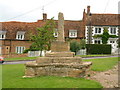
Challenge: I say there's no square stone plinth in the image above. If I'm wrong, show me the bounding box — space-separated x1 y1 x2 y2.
51 41 70 52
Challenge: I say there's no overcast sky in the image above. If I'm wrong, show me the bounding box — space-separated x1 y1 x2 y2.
0 0 120 22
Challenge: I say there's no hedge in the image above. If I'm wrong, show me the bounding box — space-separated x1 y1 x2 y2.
86 44 111 54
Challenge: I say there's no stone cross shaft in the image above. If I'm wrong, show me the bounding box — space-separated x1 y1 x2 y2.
57 12 65 42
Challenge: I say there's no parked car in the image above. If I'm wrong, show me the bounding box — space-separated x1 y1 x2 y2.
0 56 4 64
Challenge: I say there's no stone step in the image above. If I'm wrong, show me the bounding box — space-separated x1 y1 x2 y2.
45 52 75 57
25 61 92 78
36 57 82 64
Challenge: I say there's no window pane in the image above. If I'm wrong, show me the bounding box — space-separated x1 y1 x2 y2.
95 40 97 44
95 28 97 33
98 40 100 44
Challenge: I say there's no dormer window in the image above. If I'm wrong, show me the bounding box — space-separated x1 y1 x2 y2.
69 30 77 38
0 31 6 39
54 29 58 37
16 31 25 40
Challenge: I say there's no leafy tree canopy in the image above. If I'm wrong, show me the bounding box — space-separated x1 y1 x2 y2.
28 18 56 56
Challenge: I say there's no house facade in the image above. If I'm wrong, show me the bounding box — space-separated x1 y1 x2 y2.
84 6 119 54
0 6 119 57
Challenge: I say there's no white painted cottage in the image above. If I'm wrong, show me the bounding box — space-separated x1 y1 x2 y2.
83 6 119 54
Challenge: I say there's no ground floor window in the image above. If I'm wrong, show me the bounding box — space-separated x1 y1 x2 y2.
94 40 101 44
16 46 25 54
110 40 115 43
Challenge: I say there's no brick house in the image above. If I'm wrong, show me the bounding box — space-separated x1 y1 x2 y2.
0 13 85 57
84 6 119 54
0 6 119 57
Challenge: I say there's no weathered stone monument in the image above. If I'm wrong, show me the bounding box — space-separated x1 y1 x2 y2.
24 12 92 78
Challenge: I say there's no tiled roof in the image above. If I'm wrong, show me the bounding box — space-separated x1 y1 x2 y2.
64 20 85 38
1 21 45 40
1 20 84 40
86 14 120 26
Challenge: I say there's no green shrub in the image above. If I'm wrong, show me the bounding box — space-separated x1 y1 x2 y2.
70 41 80 55
86 44 111 54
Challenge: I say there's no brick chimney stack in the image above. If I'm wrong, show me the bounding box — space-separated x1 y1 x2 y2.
43 13 47 21
83 9 86 23
87 6 90 15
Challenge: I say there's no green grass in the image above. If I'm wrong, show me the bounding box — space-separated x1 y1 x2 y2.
4 57 38 61
2 57 118 88
2 64 102 88
84 57 118 71
76 54 111 58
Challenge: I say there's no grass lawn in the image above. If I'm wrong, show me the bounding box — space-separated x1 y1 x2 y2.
2 64 102 88
4 57 38 61
2 57 118 88
84 57 118 71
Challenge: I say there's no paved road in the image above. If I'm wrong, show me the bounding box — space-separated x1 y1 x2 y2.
2 55 119 65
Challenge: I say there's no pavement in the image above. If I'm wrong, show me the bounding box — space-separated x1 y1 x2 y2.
2 55 119 65
86 64 119 88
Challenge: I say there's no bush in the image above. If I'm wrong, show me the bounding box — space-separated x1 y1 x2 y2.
86 44 111 54
70 41 80 55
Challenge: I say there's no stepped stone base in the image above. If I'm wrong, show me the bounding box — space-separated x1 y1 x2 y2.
25 61 92 78
24 51 92 78
24 55 92 78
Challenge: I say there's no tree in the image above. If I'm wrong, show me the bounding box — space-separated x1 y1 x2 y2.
70 40 80 55
30 18 56 56
80 39 86 49
101 28 109 44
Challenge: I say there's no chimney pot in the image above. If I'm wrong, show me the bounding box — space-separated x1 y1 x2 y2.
87 6 90 15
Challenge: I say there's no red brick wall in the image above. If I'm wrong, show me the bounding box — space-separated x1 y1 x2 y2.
3 53 28 58
1 40 31 58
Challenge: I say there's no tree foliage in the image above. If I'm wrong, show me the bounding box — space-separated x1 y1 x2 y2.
70 40 80 55
80 39 86 49
101 28 109 44
29 18 56 56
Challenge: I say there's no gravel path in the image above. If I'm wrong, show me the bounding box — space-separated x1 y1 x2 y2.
87 62 119 88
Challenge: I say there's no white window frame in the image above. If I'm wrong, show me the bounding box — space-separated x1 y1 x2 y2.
69 30 77 38
0 31 6 39
93 38 102 44
0 34 5 39
16 46 25 54
110 40 115 43
16 31 25 40
94 27 102 34
110 27 116 35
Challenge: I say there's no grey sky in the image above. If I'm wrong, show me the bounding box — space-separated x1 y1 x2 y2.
0 0 119 22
